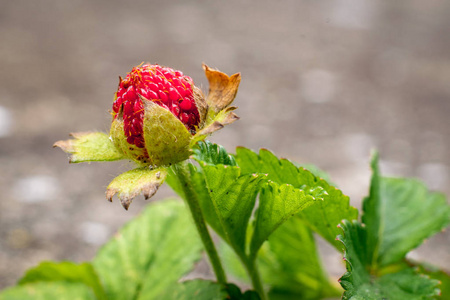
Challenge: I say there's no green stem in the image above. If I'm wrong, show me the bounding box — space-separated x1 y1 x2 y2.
173 162 227 285
244 255 267 300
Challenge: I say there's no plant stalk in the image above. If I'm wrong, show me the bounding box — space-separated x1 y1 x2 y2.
244 255 267 300
173 162 227 285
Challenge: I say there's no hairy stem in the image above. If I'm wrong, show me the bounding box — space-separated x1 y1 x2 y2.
173 162 227 285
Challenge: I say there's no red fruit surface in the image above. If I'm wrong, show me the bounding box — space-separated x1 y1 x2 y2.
112 64 200 148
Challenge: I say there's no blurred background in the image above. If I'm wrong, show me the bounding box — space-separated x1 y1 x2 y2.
1 0 449 289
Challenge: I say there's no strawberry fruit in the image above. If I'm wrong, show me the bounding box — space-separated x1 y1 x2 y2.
112 64 201 149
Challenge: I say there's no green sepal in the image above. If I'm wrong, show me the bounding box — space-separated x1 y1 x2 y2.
106 167 167 210
110 117 150 165
143 99 192 166
53 132 125 163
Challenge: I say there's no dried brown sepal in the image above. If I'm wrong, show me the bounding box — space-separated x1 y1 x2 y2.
193 86 208 129
202 64 241 113
196 110 239 135
196 122 224 137
217 106 240 125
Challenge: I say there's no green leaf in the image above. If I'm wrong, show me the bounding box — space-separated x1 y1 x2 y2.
159 280 227 300
18 261 106 300
223 283 261 300
235 147 358 250
106 167 167 210
54 132 125 163
413 262 450 299
92 199 203 300
224 283 244 299
194 144 331 258
338 220 440 300
298 163 334 185
202 164 265 255
170 141 238 238
165 164 185 198
378 178 449 266
377 269 440 300
241 290 263 300
362 153 450 267
362 152 383 267
250 181 317 257
257 217 341 299
343 269 440 300
0 282 96 300
222 219 341 300
192 141 237 166
190 165 226 237
337 220 371 294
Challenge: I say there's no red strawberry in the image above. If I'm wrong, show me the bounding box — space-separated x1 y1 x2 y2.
112 64 201 148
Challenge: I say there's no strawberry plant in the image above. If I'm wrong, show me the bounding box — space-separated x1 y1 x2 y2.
1 63 449 300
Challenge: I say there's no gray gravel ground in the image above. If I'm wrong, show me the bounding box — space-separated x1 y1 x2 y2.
1 0 449 291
